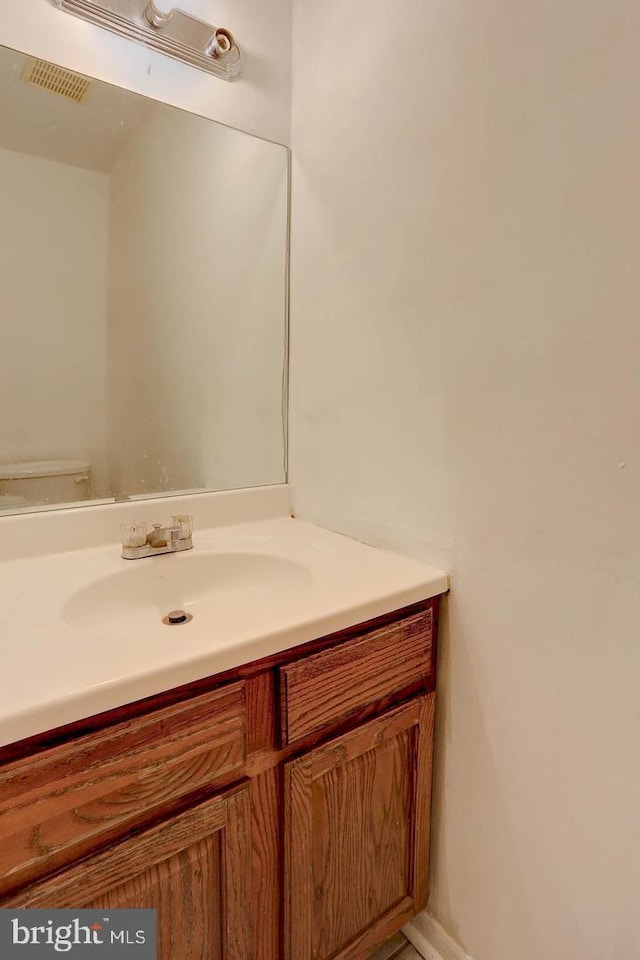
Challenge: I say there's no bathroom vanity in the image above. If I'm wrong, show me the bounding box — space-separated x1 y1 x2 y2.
0 598 440 960
0 27 447 960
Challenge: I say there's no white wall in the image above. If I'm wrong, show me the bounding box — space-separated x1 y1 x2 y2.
290 3 640 960
0 147 109 494
0 0 292 145
107 105 287 498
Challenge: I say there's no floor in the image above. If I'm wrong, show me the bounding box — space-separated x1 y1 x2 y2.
369 932 421 960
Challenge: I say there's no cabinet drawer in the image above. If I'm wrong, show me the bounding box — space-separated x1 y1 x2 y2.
279 609 433 745
0 680 246 896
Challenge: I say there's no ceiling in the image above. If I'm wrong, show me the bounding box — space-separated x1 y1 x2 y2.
0 44 153 173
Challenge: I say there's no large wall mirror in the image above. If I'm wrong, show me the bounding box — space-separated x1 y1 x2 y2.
0 43 288 516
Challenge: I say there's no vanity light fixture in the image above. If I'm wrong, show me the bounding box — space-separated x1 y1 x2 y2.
54 0 242 81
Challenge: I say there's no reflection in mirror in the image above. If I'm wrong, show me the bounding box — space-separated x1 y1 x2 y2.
0 45 288 516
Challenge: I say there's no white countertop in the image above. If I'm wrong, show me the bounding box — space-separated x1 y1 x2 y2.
0 494 447 748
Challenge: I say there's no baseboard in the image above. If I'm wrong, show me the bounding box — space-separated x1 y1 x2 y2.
403 911 471 960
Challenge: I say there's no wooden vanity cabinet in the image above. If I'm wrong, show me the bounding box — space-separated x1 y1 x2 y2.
6 786 253 960
0 598 440 960
284 695 435 960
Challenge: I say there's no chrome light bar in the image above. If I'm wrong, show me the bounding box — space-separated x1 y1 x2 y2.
54 0 242 80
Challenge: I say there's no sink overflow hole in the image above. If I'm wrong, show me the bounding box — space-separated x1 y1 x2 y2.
163 610 193 626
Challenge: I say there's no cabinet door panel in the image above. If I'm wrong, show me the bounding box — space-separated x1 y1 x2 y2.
311 729 411 958
0 679 246 896
2 785 253 960
85 834 223 960
285 695 435 960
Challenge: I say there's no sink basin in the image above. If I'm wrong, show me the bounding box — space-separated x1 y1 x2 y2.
0 511 448 747
63 551 314 641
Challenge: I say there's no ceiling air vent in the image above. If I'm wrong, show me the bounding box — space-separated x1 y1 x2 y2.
21 59 93 103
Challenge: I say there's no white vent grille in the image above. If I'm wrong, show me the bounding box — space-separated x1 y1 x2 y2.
21 59 93 103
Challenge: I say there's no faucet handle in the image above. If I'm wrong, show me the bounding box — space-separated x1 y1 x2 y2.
171 515 193 540
121 521 147 548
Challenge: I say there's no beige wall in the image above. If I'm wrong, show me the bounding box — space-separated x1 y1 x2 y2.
290 2 640 959
0 0 292 144
107 106 287 498
0 147 109 494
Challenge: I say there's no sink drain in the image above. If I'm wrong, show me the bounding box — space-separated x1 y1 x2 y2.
162 610 193 626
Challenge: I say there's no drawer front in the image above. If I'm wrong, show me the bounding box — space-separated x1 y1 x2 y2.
0 680 246 895
279 609 433 745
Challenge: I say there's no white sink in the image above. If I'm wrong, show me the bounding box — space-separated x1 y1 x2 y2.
0 510 447 747
63 550 314 642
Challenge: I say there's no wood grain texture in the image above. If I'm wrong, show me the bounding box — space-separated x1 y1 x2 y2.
0 681 246 895
307 701 421 780
246 671 277 755
280 610 433 744
250 768 280 960
284 755 314 960
223 786 254 960
413 694 436 910
0 601 443 960
1 790 229 907
311 730 411 958
86 835 223 960
330 898 416 960
0 600 438 766
284 697 436 960
2 784 254 960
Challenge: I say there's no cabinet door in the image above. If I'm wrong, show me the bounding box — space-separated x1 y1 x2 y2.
3 784 253 960
0 679 247 897
284 695 435 960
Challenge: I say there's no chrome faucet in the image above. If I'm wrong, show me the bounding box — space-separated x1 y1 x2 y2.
121 515 193 560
